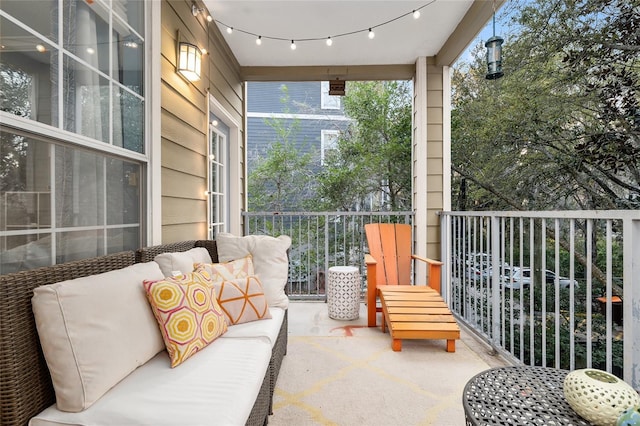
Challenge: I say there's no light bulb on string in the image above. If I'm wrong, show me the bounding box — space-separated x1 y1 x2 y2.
212 3 449 50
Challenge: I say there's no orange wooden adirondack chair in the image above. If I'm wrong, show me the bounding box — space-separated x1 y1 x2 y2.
364 223 443 327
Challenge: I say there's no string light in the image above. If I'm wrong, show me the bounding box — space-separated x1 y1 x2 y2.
192 4 213 22
214 1 434 50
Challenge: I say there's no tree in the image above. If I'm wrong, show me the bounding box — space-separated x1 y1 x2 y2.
452 0 639 211
247 87 315 212
315 81 412 211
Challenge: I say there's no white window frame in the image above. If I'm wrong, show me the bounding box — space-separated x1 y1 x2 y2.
320 81 340 110
0 1 151 270
207 126 228 239
321 129 339 165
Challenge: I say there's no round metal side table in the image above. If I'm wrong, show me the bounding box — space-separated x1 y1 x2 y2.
462 366 591 425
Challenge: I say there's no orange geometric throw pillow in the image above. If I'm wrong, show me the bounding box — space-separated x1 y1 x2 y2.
194 255 254 283
211 276 272 325
143 271 227 368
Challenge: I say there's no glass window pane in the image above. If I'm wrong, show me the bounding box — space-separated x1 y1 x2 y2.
55 147 104 227
107 227 139 253
57 229 104 263
0 234 52 274
114 86 144 152
107 159 140 225
1 131 52 274
1 131 52 226
113 0 144 37
115 28 144 95
63 56 110 143
63 1 110 76
0 17 56 126
1 0 58 44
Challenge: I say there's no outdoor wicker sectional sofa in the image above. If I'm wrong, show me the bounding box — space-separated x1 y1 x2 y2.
0 238 289 426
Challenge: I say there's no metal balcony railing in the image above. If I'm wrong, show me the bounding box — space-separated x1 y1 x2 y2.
439 210 640 389
243 211 413 299
242 209 639 389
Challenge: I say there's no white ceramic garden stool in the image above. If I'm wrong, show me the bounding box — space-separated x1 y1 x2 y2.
327 266 361 320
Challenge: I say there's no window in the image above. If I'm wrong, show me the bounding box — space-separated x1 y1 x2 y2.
320 81 340 110
321 130 339 165
1 0 145 153
208 124 228 238
0 1 146 273
0 131 141 274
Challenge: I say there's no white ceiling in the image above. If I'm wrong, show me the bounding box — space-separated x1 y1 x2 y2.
202 0 477 67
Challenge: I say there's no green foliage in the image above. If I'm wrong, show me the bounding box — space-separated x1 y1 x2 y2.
247 135 314 212
247 86 316 212
452 0 639 211
502 286 623 377
315 81 412 211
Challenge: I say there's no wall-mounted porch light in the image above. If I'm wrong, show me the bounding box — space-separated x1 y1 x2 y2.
485 3 504 80
176 32 202 82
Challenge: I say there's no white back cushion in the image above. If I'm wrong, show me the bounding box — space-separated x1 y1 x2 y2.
216 233 291 309
153 247 212 277
31 262 165 412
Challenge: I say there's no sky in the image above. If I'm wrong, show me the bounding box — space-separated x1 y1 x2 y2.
456 0 514 66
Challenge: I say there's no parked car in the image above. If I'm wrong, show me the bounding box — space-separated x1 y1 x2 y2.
499 267 527 290
504 267 578 289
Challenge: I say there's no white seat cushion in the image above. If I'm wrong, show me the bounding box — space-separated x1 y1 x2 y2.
30 338 272 426
221 307 285 347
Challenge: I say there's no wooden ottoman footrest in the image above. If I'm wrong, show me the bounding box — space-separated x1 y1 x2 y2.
378 285 460 352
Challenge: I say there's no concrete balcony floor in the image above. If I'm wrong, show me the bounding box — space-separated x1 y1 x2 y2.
270 301 510 426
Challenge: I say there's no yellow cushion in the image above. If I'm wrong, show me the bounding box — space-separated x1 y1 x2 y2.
203 273 272 325
194 255 254 282
143 271 227 367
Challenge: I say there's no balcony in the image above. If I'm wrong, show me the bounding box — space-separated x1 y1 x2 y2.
244 210 640 390
268 301 509 425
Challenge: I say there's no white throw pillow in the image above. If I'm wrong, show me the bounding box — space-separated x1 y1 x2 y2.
31 262 166 412
153 247 212 277
216 233 291 309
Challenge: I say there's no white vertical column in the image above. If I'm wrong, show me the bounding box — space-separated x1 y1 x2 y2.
623 216 640 389
148 1 162 244
413 57 428 282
